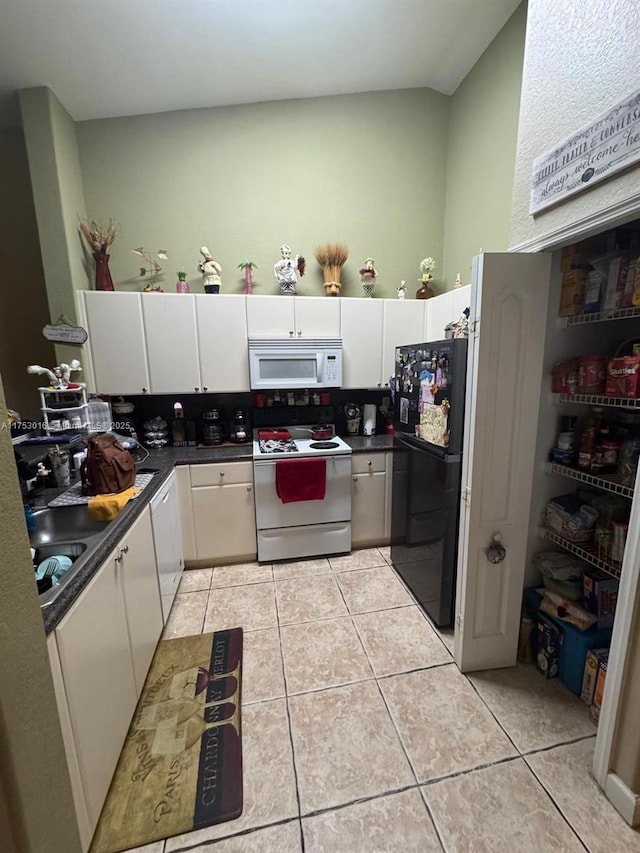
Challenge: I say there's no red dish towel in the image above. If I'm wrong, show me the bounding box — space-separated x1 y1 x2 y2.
275 458 327 503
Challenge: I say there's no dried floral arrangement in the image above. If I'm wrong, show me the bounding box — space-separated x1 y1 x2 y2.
79 218 118 253
314 243 348 296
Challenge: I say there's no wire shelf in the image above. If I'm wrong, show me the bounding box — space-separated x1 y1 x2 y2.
555 393 640 409
538 526 622 580
545 462 634 499
566 306 640 325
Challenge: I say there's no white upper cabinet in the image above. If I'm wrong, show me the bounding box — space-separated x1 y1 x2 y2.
424 285 472 341
246 295 340 338
381 301 426 388
83 292 151 395
197 295 250 392
142 294 201 393
341 298 384 388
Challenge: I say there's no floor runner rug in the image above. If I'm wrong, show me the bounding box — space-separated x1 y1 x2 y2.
90 628 243 853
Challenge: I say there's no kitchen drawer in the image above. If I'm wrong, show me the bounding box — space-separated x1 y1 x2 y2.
190 461 253 487
352 454 386 475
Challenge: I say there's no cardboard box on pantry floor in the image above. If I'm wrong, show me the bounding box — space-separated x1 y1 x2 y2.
581 648 609 706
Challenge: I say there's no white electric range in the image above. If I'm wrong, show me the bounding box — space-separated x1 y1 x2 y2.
252 425 352 562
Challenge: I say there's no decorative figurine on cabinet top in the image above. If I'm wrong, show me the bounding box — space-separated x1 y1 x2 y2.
238 258 258 294
27 359 82 389
199 246 223 293
315 243 348 296
397 280 407 300
416 257 436 299
359 257 378 298
274 244 305 294
133 247 168 292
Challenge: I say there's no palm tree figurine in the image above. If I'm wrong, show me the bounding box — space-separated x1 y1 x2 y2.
238 258 258 294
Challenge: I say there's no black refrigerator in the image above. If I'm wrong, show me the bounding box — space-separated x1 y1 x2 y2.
390 337 468 628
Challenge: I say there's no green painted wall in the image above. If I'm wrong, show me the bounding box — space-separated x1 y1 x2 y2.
0 374 82 853
19 88 90 366
441 3 527 290
77 89 449 299
0 126 56 418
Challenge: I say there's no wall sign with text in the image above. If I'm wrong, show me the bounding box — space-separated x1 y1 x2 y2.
530 89 640 215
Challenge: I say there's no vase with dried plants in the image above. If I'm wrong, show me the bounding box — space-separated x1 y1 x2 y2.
314 243 348 296
79 218 118 291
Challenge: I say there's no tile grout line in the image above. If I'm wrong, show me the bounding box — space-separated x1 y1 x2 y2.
273 575 307 853
165 816 302 853
523 754 591 852
343 584 447 852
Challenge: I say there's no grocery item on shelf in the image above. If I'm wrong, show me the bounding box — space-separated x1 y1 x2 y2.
540 588 598 631
605 341 640 398
536 615 562 678
577 408 606 471
578 354 607 394
532 551 586 601
551 358 579 394
581 648 609 706
559 269 589 317
545 494 598 543
583 569 619 627
590 657 608 723
617 437 640 485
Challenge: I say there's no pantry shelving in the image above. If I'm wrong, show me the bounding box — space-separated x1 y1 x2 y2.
545 462 634 499
565 306 640 326
538 526 622 580
555 393 640 410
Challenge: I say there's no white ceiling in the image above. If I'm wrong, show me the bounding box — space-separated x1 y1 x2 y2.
0 0 521 127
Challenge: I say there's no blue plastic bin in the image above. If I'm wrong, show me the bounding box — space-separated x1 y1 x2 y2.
524 587 612 696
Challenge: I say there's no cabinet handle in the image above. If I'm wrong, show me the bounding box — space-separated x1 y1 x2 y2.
142 387 148 393
220 472 225 480
289 330 294 337
297 330 302 336
368 460 372 467
377 382 381 387
203 386 208 392
121 545 129 554
353 476 358 483
195 386 200 392
115 550 124 563
247 485 252 492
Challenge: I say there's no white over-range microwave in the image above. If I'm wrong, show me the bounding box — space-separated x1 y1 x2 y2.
248 338 343 389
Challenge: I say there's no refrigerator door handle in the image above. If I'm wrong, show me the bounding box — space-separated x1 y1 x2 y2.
487 533 506 564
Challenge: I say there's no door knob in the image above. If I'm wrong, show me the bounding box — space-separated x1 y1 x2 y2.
487 534 506 564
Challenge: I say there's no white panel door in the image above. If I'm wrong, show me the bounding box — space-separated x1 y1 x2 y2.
454 252 552 672
340 298 384 388
294 297 341 337
142 293 201 393
83 292 150 394
425 291 454 341
382 301 426 389
245 295 295 337
197 295 250 392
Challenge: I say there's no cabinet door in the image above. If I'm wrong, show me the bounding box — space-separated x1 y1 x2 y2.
425 291 454 341
197 295 250 392
340 298 384 388
246 295 295 337
382 301 426 388
47 635 92 851
119 506 163 695
352 470 388 547
450 284 472 319
142 293 201 393
176 465 196 562
55 549 137 829
83 292 150 394
294 297 341 337
192 482 257 562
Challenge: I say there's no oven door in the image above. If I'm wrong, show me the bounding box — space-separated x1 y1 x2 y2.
253 455 351 529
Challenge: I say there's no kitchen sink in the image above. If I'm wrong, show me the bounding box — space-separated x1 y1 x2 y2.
29 506 112 548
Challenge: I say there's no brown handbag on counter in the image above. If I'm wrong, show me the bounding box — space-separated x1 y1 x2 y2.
81 432 136 495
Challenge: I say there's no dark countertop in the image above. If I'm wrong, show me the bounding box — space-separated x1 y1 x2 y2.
39 435 395 634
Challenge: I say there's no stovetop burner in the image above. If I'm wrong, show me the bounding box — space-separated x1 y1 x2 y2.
259 438 297 453
309 440 340 449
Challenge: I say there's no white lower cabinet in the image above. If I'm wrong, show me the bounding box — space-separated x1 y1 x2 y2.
118 506 164 692
51 505 163 847
190 461 257 563
351 452 392 547
54 545 138 837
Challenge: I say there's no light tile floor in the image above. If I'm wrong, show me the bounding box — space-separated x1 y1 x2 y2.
125 547 638 852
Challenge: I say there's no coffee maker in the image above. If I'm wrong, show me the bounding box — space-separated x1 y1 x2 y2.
230 409 250 443
202 409 227 446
